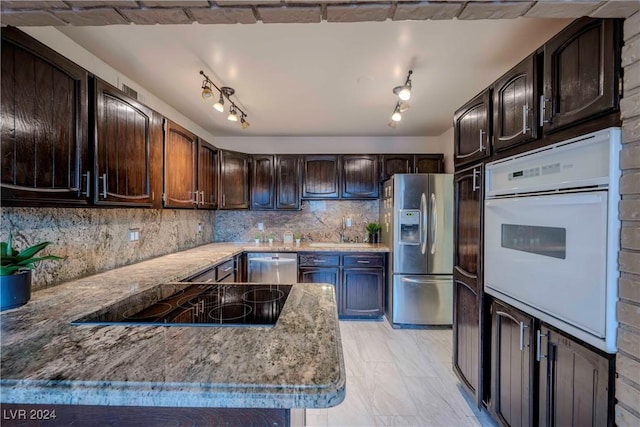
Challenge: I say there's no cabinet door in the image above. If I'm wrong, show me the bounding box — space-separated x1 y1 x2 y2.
453 279 480 400
538 325 611 427
298 267 339 288
197 140 217 210
1 27 89 206
490 299 535 427
275 155 301 210
380 155 413 181
454 89 490 166
542 18 620 134
415 154 445 173
341 268 384 317
219 150 249 209
164 120 197 208
94 78 153 206
454 164 483 289
342 155 379 199
251 154 275 210
493 54 538 152
302 155 340 199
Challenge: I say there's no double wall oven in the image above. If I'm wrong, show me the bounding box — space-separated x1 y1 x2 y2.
484 128 621 353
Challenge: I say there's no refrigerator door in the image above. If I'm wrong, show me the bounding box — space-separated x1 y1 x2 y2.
393 174 430 274
426 174 454 274
391 275 453 325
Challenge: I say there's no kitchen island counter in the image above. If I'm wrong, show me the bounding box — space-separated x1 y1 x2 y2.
0 243 346 411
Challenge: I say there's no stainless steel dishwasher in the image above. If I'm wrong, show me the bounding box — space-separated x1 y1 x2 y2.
247 253 298 283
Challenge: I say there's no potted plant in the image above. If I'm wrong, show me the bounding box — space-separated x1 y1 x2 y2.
1 233 64 311
366 222 381 244
254 233 261 245
294 232 302 247
267 233 274 246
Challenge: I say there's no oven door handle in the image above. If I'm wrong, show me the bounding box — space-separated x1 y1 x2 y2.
485 193 605 207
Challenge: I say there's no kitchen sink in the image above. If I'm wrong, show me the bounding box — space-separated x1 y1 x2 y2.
308 242 375 248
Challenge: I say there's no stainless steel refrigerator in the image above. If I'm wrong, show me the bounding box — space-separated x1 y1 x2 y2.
380 174 453 327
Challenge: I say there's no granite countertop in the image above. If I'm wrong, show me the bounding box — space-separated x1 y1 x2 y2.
0 242 387 409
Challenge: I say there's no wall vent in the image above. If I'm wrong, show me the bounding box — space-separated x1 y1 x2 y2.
121 84 138 100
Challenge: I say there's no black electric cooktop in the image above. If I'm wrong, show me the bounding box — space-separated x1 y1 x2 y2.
76 284 293 327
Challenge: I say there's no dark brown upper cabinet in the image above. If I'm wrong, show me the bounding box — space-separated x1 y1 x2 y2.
302 155 340 199
415 154 445 174
493 54 538 152
542 18 620 134
454 89 491 166
275 155 301 210
1 27 89 206
197 139 217 210
250 154 275 210
219 149 249 209
94 78 155 207
381 154 444 181
341 154 379 199
163 120 197 208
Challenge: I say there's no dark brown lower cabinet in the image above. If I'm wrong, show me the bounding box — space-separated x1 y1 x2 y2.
0 404 291 427
490 299 535 427
453 278 481 400
538 325 612 427
298 252 385 319
486 298 614 427
341 268 383 317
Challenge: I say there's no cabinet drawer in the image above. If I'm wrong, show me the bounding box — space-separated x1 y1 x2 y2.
299 254 340 267
215 259 235 281
185 267 216 283
343 254 384 267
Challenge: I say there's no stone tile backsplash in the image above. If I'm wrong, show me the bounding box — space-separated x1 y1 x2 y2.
214 200 379 243
1 207 215 291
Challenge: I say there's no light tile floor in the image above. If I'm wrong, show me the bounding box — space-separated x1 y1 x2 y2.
306 320 497 427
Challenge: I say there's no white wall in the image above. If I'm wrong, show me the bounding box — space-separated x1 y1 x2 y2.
19 27 217 144
216 129 455 172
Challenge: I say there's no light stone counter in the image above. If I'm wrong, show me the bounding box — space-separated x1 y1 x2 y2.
0 242 387 409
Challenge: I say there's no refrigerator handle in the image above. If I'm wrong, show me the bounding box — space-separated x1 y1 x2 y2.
430 193 437 255
420 193 427 255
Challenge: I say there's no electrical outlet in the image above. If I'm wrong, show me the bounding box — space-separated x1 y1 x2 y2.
128 228 140 242
258 223 264 231
345 217 352 227
197 223 202 234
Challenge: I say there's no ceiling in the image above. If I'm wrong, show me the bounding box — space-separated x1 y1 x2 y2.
57 18 571 137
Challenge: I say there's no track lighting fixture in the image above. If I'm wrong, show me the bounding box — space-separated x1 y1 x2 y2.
227 106 239 122
389 70 413 128
393 69 412 101
199 70 249 129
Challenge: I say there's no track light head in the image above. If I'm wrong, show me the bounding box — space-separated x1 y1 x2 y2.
398 101 410 113
213 93 225 112
201 82 213 100
228 106 239 122
388 120 397 129
241 115 250 129
391 110 402 122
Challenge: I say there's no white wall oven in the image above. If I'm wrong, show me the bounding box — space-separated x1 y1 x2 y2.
484 128 621 353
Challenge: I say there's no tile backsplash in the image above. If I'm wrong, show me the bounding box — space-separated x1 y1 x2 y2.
215 200 379 243
1 207 215 291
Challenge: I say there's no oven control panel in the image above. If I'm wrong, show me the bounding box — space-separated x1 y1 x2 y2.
486 128 620 197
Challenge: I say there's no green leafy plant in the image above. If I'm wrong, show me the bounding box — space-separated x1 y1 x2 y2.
366 222 381 234
1 233 64 276
294 232 302 240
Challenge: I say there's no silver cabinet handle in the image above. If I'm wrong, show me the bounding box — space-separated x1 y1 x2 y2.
519 322 529 351
356 260 370 264
539 95 552 127
223 266 233 272
472 168 481 192
313 259 326 263
99 173 107 198
80 171 90 196
536 329 548 361
522 104 530 134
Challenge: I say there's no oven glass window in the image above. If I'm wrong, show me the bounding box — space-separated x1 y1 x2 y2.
501 224 566 259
